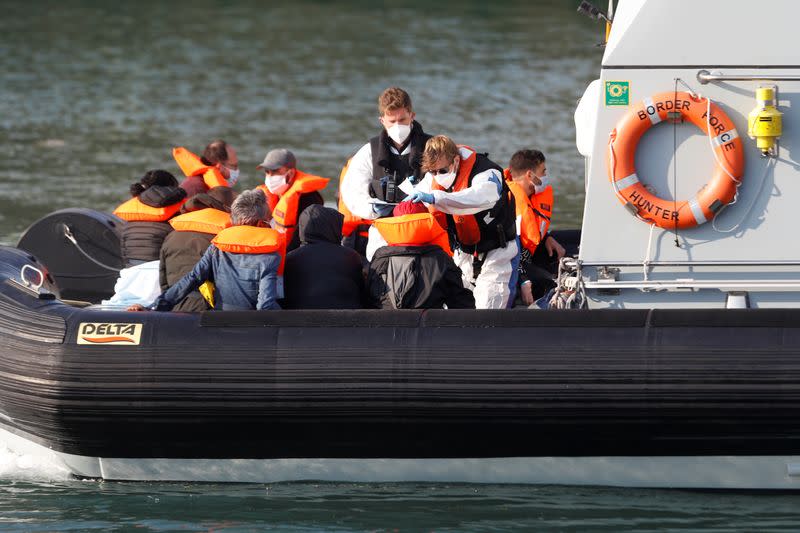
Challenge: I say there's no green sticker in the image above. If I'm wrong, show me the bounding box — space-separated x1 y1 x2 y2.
605 81 629 106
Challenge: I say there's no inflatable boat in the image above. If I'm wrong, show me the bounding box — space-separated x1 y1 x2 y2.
4 0 800 488
2 244 800 488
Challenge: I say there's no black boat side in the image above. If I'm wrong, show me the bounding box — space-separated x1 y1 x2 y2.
2 244 800 476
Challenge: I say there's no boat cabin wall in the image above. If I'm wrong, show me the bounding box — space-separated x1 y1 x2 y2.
576 0 800 309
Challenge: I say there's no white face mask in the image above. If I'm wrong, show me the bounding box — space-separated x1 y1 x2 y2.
431 169 456 190
225 167 240 186
534 174 550 194
386 123 412 145
265 173 290 195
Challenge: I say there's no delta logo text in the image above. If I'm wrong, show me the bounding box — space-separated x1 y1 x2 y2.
77 323 143 345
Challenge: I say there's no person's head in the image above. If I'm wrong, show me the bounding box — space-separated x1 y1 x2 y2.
422 135 461 189
201 139 239 185
230 189 270 227
257 148 297 195
130 169 178 197
508 149 547 196
378 87 415 146
393 201 429 217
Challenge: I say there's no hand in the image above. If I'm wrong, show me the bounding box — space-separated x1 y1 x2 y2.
409 191 434 204
126 304 146 312
545 236 566 259
520 281 534 306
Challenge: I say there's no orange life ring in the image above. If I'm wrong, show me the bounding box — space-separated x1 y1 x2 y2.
607 91 745 229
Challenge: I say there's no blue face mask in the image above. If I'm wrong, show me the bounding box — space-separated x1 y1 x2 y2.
225 166 240 186
534 174 550 194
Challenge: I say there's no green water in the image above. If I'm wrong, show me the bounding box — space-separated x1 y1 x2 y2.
4 1 798 530
3 478 800 532
0 0 597 246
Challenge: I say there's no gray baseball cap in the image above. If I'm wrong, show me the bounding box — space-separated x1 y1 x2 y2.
257 148 296 171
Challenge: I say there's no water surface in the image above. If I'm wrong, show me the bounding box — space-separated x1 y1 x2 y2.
0 0 600 244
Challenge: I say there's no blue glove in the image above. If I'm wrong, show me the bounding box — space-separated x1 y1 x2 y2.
409 190 435 204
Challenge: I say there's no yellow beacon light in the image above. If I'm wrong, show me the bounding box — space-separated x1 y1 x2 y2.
747 86 783 156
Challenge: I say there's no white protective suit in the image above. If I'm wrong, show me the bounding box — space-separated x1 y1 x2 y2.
418 147 518 309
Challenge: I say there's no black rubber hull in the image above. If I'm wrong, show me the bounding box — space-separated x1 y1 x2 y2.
2 253 800 463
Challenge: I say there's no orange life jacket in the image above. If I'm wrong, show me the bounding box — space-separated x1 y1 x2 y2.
256 184 281 214
373 213 452 256
169 208 232 235
172 147 230 189
429 146 482 246
338 158 373 238
113 197 186 222
211 225 286 274
266 171 329 245
507 181 553 254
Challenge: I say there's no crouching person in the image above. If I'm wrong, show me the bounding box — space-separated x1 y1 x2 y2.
367 201 475 309
131 189 282 312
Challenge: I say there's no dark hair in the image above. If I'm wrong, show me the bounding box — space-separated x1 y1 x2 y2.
508 149 546 173
129 169 178 197
201 139 229 166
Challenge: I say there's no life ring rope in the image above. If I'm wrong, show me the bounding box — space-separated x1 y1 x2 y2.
606 91 746 230
703 96 741 185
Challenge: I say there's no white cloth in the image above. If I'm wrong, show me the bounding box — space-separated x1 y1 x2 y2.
340 140 412 221
365 224 388 262
102 260 161 307
454 239 518 310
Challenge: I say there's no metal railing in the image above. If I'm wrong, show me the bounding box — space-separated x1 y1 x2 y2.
697 69 800 84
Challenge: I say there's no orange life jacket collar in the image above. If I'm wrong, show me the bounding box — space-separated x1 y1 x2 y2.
373 213 452 256
271 170 330 229
212 225 283 255
507 180 553 254
169 208 232 235
113 197 186 222
173 147 230 189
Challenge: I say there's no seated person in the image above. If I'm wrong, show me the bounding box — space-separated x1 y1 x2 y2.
256 148 329 253
114 170 187 267
135 189 282 312
159 186 237 312
367 202 475 309
173 139 240 197
506 149 566 305
282 205 367 309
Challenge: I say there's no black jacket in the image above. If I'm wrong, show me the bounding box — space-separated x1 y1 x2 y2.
120 185 186 267
367 245 475 309
282 205 368 309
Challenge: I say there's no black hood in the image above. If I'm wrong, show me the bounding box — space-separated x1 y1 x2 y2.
297 205 344 245
139 185 187 208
